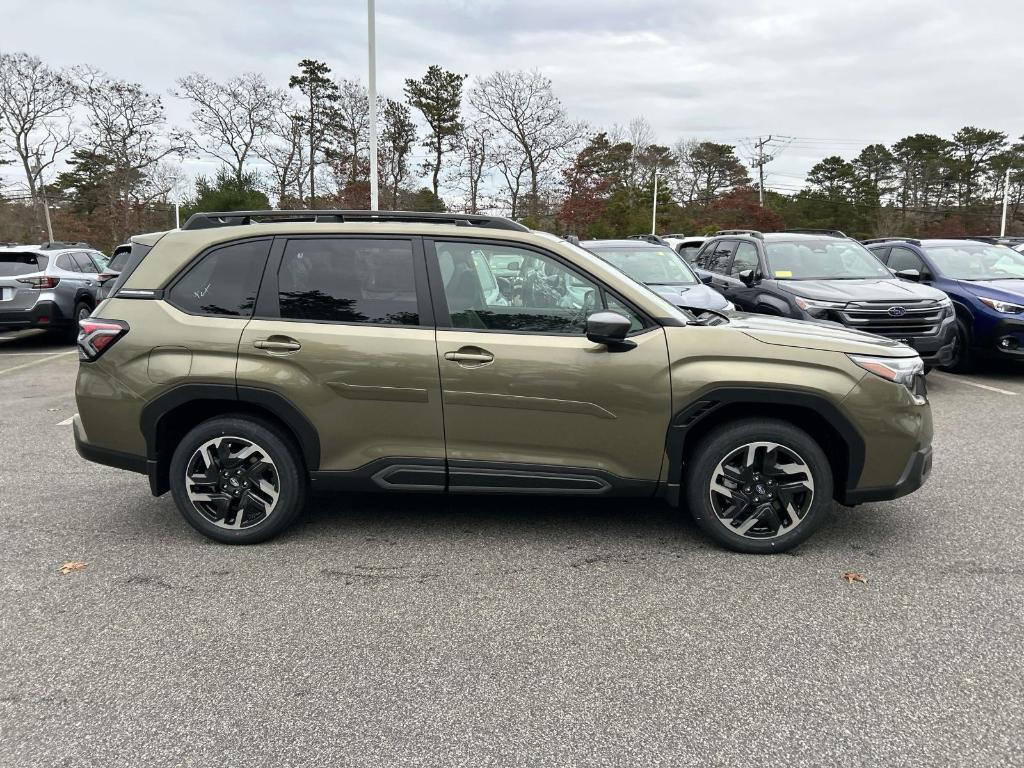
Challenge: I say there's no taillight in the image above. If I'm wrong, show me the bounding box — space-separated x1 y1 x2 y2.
78 318 129 361
17 276 60 289
98 271 118 283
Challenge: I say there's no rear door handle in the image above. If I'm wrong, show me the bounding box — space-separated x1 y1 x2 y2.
444 349 494 364
254 338 301 352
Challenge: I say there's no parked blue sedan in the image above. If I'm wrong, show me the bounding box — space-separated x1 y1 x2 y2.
865 237 1024 371
581 239 734 314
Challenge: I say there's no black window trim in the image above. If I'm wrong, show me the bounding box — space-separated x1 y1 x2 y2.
165 236 274 319
423 235 656 338
701 238 737 275
252 233 434 329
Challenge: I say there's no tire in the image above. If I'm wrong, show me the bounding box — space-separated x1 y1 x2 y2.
684 418 833 554
63 301 92 343
939 319 974 374
169 415 307 544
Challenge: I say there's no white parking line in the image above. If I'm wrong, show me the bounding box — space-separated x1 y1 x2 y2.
57 414 76 426
930 372 1018 396
0 350 75 378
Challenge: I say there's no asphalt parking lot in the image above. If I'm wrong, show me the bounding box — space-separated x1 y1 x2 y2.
1 329 1022 767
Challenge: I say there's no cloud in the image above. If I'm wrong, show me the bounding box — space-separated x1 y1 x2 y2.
2 0 1022 191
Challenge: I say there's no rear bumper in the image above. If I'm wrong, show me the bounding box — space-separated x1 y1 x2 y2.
73 414 151 476
0 300 68 329
840 444 932 505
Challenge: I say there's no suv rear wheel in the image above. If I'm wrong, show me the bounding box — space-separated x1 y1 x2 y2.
169 416 306 544
685 419 833 553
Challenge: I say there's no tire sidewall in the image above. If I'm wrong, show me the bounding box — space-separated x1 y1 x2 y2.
169 416 306 544
685 419 833 554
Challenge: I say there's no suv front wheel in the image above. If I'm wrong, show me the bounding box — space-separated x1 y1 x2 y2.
685 419 833 553
169 416 307 544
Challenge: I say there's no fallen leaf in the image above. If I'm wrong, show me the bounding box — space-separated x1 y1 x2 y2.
58 561 88 575
841 571 866 584
47 408 61 412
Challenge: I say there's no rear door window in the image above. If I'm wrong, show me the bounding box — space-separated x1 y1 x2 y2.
701 241 736 274
277 238 421 325
168 239 271 317
0 252 47 276
888 247 926 274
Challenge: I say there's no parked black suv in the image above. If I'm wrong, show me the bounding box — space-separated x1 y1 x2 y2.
693 230 957 367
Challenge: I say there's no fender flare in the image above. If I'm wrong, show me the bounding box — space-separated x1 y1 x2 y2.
663 386 865 506
139 383 321 471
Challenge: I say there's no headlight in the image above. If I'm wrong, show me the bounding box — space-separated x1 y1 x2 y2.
979 296 1024 314
794 296 846 315
849 354 927 403
722 300 735 311
937 297 954 317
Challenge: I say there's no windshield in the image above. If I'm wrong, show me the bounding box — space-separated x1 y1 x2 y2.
924 244 1024 280
588 245 698 285
765 239 891 280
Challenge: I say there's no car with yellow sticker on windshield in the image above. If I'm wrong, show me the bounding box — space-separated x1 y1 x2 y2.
693 229 957 369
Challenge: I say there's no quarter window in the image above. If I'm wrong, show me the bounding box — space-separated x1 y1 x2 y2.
434 241 604 334
56 254 80 272
277 238 419 325
169 240 270 317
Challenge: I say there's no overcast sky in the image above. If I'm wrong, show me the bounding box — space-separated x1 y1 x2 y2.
3 0 1023 195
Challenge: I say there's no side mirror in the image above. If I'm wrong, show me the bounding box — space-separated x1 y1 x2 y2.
700 273 714 285
739 269 758 287
586 311 636 351
895 268 921 282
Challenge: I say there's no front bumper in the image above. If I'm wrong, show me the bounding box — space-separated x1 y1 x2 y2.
840 444 933 505
982 317 1024 358
0 300 68 330
905 319 957 366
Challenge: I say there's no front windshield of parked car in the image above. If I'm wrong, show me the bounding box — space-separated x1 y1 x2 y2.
589 246 698 285
925 244 1024 280
765 239 891 280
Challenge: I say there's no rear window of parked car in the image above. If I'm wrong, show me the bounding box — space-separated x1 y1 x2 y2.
277 238 420 325
0 252 47 276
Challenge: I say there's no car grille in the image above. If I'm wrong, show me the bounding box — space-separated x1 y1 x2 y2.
837 300 945 338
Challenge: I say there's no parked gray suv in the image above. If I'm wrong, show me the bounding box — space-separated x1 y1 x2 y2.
0 242 108 340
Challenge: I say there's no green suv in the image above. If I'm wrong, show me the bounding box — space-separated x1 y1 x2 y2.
74 211 933 553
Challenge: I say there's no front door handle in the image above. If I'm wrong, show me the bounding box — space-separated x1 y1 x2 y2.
254 337 301 352
444 348 494 365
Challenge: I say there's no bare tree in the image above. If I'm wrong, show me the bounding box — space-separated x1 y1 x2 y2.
172 72 285 182
469 70 583 220
259 109 309 205
0 53 76 229
332 78 375 187
448 119 491 214
75 66 188 241
492 142 531 219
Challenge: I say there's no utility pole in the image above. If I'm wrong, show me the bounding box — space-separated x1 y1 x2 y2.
32 161 54 242
1001 168 1010 237
367 0 379 211
751 135 774 207
651 171 660 235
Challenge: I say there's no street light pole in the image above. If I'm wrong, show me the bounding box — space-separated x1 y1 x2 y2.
651 172 659 235
1001 168 1010 237
367 0 379 211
